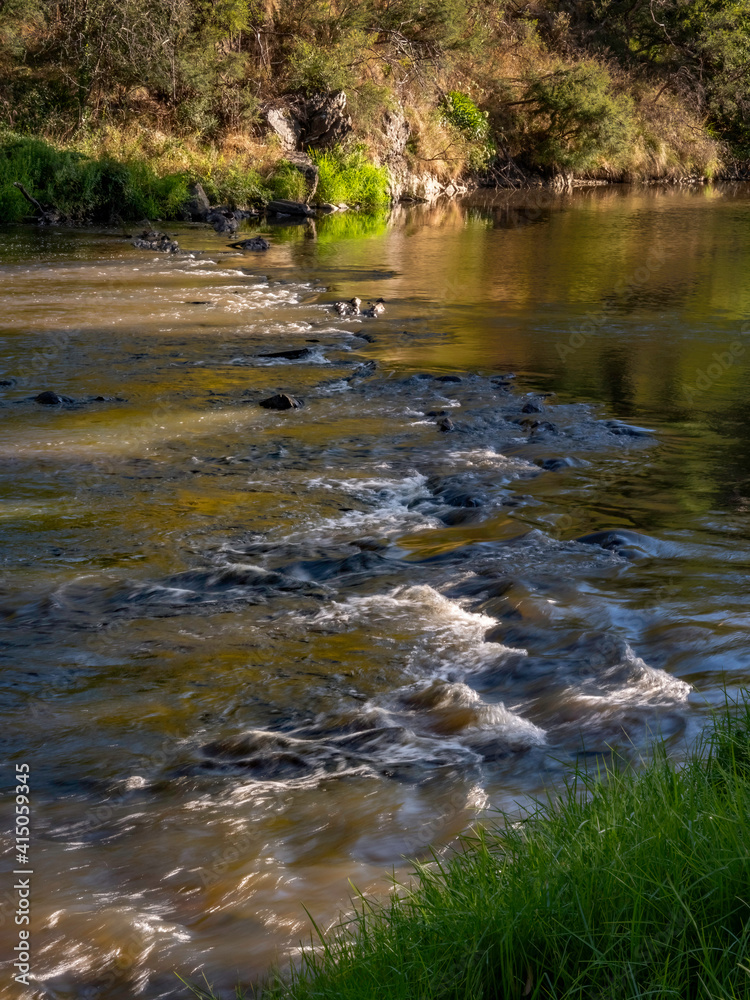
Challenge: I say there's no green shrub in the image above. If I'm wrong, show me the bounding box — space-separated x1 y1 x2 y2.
441 90 489 140
0 133 194 220
523 63 635 172
439 91 494 170
285 39 356 95
311 146 390 210
203 166 269 208
268 160 309 202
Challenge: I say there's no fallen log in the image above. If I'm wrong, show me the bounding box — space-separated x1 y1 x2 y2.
13 182 60 224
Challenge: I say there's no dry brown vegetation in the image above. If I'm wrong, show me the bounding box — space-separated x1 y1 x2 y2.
0 0 744 191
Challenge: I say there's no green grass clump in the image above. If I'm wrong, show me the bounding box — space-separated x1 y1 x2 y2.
268 160 311 203
188 697 750 1000
311 147 390 211
0 132 272 222
267 150 390 211
0 132 193 222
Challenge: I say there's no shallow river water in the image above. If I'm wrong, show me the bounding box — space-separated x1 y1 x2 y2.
2 184 750 998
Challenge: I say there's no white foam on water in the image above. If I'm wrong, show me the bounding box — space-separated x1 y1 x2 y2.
279 473 437 540
573 644 691 706
317 379 353 394
251 348 330 367
445 449 538 473
315 584 526 676
378 679 546 750
180 266 250 277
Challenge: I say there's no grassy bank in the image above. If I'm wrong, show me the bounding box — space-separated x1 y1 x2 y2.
0 131 390 222
188 699 750 1000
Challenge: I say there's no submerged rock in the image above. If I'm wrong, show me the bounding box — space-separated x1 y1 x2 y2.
437 416 455 432
258 348 312 361
605 420 654 437
259 393 304 410
577 529 652 558
35 391 74 405
348 360 377 380
536 457 576 471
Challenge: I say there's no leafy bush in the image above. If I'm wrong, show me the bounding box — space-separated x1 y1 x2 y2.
441 91 488 140
558 0 750 158
203 166 269 208
311 147 390 210
0 133 194 221
523 63 635 172
268 160 309 202
286 39 357 95
437 91 494 171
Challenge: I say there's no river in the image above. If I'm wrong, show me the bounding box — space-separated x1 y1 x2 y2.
1 184 750 998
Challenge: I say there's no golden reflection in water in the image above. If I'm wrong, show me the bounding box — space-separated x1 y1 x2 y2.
1 185 750 998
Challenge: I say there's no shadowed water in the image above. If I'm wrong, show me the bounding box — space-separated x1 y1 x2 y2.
1 185 750 998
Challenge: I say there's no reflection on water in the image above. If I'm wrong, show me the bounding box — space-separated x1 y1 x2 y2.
2 184 750 998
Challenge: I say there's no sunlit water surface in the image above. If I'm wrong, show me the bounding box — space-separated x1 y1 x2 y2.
2 185 750 998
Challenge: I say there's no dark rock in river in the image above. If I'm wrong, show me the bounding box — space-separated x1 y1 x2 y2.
230 237 271 251
529 421 558 436
362 299 385 318
132 231 179 253
259 393 304 410
440 507 483 526
522 399 543 413
207 210 239 234
333 297 361 317
576 529 653 558
348 360 377 380
267 199 316 218
437 416 455 432
258 348 312 361
435 375 462 383
35 390 74 405
536 457 576 471
282 550 393 582
427 478 485 508
605 420 653 437
182 182 211 221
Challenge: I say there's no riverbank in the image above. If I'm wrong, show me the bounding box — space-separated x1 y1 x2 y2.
0 131 391 223
188 698 750 1000
4 0 750 223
